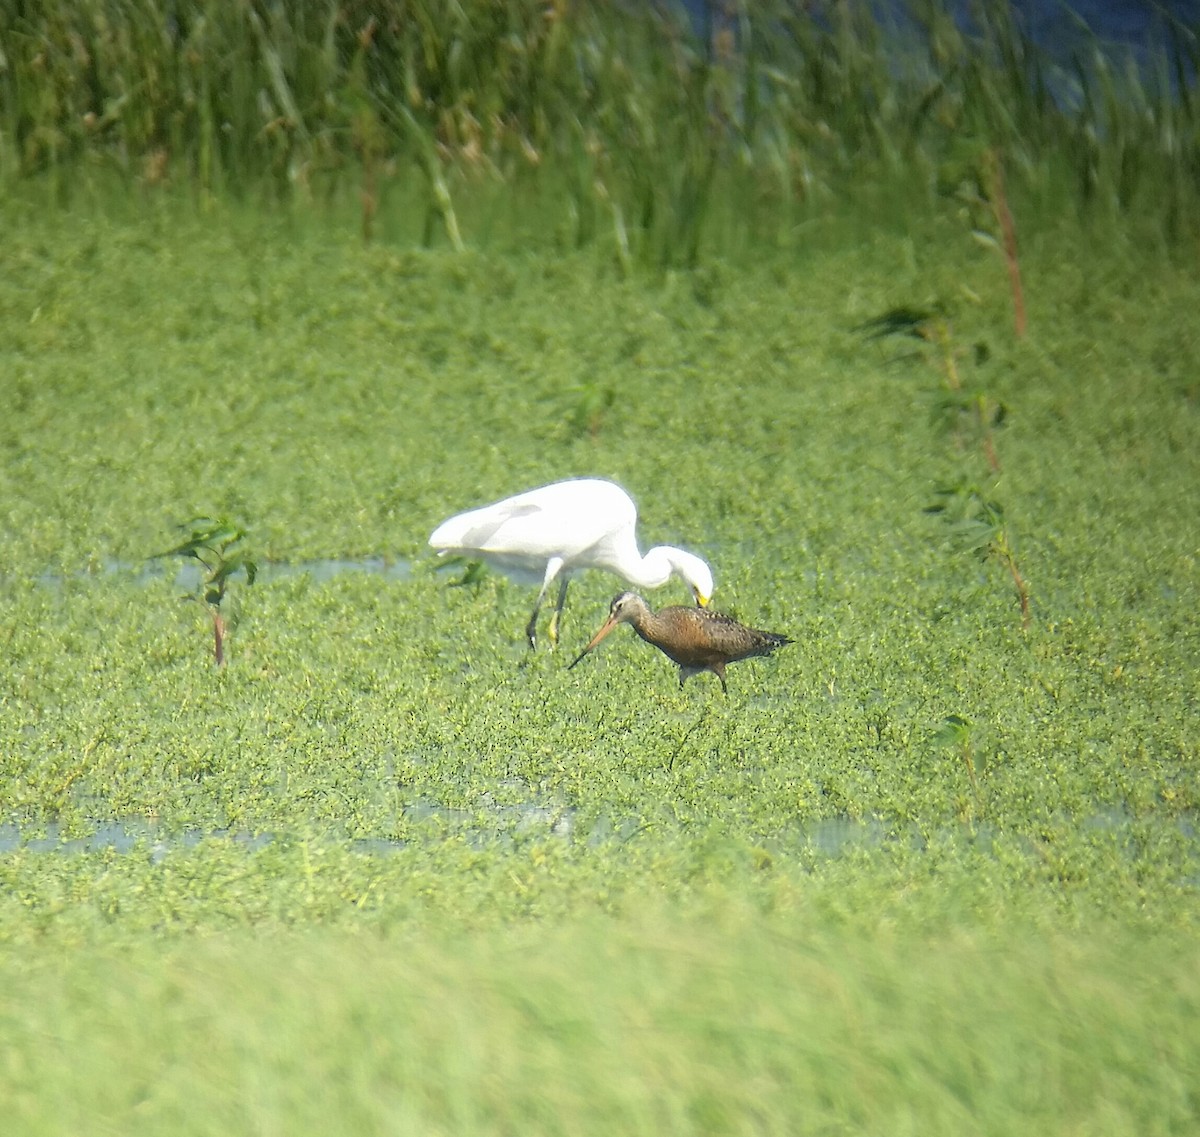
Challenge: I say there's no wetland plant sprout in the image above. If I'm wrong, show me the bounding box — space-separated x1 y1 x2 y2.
855 306 1005 470
154 517 258 666
567 378 617 440
430 554 491 591
926 479 1031 630
933 713 984 820
939 145 1027 339
857 304 1027 626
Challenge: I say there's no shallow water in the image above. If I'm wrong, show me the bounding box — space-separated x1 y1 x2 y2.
30 556 414 591
3 810 1194 870
0 820 274 861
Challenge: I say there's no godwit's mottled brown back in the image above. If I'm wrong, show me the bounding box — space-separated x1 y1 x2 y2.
570 591 792 693
637 605 788 667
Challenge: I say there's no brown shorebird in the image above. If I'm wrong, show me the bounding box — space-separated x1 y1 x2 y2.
569 591 792 693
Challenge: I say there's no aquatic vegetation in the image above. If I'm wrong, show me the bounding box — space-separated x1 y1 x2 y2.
0 217 1195 1137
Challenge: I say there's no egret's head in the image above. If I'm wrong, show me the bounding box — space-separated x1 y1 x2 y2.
675 550 714 608
642 546 714 606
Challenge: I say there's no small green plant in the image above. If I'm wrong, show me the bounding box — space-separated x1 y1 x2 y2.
155 518 258 666
857 307 1026 627
941 147 1027 339
433 556 490 590
933 714 984 819
926 479 1031 629
981 149 1026 339
567 379 617 440
856 307 1004 469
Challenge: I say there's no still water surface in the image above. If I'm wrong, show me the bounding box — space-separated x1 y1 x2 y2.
3 808 1194 868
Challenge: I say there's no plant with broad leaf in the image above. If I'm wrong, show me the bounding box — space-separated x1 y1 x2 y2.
855 306 1005 470
430 555 492 592
155 518 258 665
933 714 984 819
926 479 1030 629
940 146 1027 339
567 379 617 440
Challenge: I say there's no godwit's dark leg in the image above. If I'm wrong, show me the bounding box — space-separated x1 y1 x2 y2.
712 661 728 694
547 575 570 649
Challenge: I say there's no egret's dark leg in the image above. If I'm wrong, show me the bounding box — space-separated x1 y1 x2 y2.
547 575 570 649
527 557 565 650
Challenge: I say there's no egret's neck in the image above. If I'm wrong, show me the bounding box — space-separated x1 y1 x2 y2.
627 546 684 591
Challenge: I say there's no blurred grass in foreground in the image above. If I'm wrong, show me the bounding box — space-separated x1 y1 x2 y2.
1 906 1196 1135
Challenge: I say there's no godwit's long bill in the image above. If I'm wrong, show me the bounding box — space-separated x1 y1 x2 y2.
429 479 713 649
570 591 791 694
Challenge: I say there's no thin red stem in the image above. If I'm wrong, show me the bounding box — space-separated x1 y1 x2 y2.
987 150 1026 339
212 609 226 666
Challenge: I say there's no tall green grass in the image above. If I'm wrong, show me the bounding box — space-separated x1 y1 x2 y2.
2 1 1197 258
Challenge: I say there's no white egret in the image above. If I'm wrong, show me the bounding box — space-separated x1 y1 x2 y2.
428 478 714 649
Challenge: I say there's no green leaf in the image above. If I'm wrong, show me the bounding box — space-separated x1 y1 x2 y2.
153 517 246 560
210 550 257 588
452 560 489 588
852 306 941 342
933 714 972 748
948 517 1000 554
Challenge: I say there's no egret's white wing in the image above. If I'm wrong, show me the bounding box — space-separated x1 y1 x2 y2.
430 479 636 563
433 501 542 552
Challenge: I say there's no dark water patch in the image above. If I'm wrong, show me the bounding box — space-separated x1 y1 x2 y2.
13 554 1192 643
680 0 1199 106
793 816 893 857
